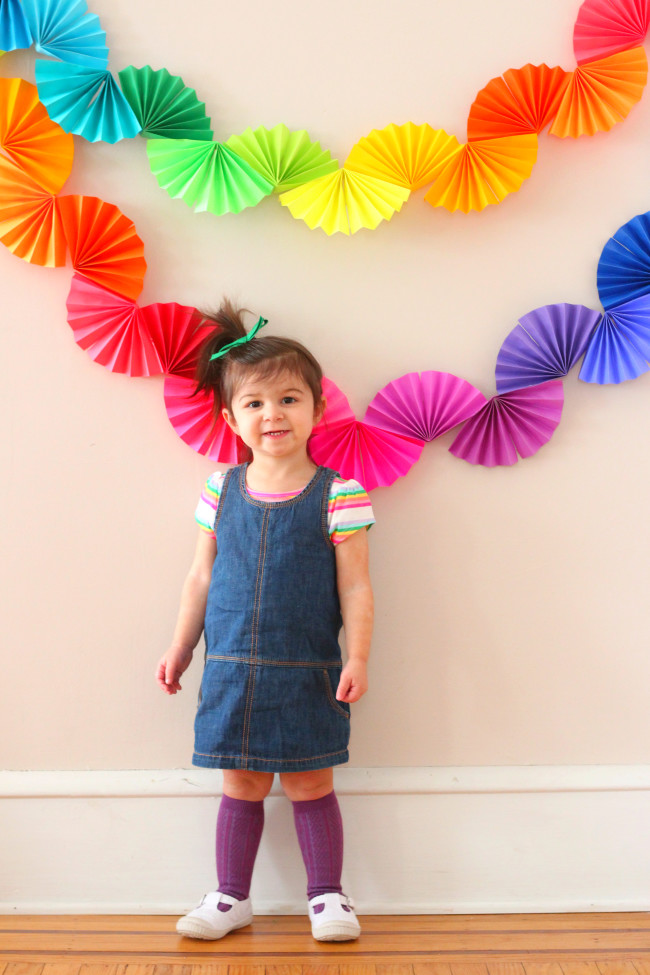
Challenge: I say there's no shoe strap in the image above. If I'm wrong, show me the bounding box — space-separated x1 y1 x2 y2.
202 890 239 907
309 892 355 910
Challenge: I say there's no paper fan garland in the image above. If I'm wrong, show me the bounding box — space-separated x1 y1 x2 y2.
140 303 214 378
279 169 410 235
65 272 166 376
117 66 213 142
35 61 140 143
424 134 538 213
597 210 650 309
22 0 107 68
0 78 74 194
0 0 33 52
449 381 564 467
363 371 487 441
467 64 570 140
573 0 650 64
0 155 66 265
164 374 248 464
579 292 650 382
308 379 424 489
58 195 147 300
345 123 461 190
147 138 274 215
549 46 648 137
226 124 338 193
495 302 602 393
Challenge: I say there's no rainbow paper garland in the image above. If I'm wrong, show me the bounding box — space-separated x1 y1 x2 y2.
1 0 650 484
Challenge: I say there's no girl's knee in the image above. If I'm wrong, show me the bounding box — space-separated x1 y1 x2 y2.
279 767 333 801
222 770 274 801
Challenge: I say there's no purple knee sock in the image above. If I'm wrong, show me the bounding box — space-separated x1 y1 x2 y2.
216 795 265 903
291 791 344 900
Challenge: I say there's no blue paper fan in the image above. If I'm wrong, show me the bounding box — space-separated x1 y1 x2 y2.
22 0 107 68
495 302 601 393
597 210 650 310
0 0 33 51
36 61 140 143
579 293 650 384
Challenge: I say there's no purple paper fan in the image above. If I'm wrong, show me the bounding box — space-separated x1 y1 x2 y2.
449 380 564 467
495 303 601 393
363 371 486 441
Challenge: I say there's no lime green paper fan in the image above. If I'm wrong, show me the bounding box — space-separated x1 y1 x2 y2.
279 168 410 236
146 138 274 215
118 66 212 141
226 124 338 193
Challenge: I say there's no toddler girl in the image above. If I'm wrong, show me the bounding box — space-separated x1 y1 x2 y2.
156 300 374 942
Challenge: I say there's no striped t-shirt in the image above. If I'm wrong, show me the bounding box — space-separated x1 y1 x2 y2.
195 471 375 545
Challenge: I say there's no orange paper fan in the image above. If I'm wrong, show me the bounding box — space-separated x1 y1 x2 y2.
467 64 570 140
0 77 73 194
58 195 147 300
549 46 648 137
424 134 538 213
0 155 66 266
345 123 461 190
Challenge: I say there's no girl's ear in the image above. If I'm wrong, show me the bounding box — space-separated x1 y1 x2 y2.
222 407 238 432
313 396 326 426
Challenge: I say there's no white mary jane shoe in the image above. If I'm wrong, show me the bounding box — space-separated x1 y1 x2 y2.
308 892 361 941
176 891 253 940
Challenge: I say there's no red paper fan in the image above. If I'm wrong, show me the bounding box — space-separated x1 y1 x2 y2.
467 64 570 140
58 194 147 299
140 302 214 379
164 374 248 463
573 0 650 64
66 273 164 376
0 156 66 266
308 378 424 490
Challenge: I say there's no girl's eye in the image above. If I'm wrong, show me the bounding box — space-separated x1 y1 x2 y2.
245 400 262 409
282 397 297 404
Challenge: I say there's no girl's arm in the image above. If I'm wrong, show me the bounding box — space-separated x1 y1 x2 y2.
335 528 374 703
156 530 217 695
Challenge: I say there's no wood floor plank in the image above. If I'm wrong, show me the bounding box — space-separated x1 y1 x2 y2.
488 966 526 975
267 966 303 975
41 967 80 975
4 967 44 975
227 966 265 975
303 967 340 975
339 966 376 975
78 967 129 975
634 966 650 975
598 967 643 975
413 965 452 975
188 965 229 975
450 967 489 975
376 965 414 975
524 966 564 975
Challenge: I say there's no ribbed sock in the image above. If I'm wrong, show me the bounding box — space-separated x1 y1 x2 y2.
216 794 265 905
291 790 344 899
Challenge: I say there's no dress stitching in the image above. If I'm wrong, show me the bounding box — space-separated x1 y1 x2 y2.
238 462 325 509
193 747 348 763
242 506 268 767
206 655 342 669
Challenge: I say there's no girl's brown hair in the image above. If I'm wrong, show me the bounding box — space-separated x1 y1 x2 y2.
194 299 324 416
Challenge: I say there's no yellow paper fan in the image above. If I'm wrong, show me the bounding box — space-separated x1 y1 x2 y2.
549 47 648 138
279 168 410 235
345 123 461 190
424 134 538 213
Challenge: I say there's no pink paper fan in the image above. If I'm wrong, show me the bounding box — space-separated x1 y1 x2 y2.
363 371 487 440
66 272 163 376
448 380 564 467
140 302 213 378
164 374 248 463
309 378 424 489
573 0 650 64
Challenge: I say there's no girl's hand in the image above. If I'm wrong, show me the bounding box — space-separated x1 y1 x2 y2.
156 645 194 695
336 659 368 703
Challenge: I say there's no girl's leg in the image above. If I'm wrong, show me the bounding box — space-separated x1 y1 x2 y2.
217 770 273 901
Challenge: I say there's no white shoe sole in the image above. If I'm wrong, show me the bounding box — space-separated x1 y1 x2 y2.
176 913 253 940
311 920 361 942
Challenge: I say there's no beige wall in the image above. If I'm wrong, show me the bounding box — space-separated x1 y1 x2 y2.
2 0 650 771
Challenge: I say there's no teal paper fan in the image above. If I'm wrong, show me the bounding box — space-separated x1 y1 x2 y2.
35 61 140 143
22 0 108 68
0 0 33 52
226 124 338 193
147 138 274 215
118 66 213 141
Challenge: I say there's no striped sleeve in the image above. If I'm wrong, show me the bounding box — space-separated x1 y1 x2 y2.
194 472 226 537
328 477 375 545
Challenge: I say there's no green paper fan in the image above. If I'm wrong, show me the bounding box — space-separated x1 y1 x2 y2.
226 123 338 193
118 65 212 141
146 138 274 215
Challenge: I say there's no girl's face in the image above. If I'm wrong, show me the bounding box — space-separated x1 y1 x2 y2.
223 370 325 461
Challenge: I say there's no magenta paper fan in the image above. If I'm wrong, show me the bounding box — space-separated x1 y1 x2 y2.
140 302 213 379
573 0 650 64
66 273 163 376
163 375 248 463
363 371 487 440
309 378 424 489
448 380 564 467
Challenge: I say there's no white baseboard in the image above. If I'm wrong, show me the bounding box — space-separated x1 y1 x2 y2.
2 766 650 914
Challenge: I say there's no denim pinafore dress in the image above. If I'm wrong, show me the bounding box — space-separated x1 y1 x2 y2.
193 463 351 772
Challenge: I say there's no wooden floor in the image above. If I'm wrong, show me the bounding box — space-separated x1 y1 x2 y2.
1 913 649 967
